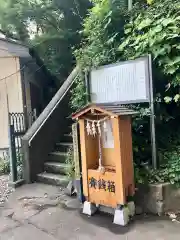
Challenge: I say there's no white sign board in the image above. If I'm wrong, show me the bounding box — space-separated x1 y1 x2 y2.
89 57 150 104
101 120 114 149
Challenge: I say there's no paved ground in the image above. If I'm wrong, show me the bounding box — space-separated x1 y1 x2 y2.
0 183 180 240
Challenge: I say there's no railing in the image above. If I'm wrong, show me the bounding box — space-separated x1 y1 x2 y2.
22 66 79 183
10 111 36 133
9 112 36 185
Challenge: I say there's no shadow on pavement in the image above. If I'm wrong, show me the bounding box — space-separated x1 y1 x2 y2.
78 210 170 235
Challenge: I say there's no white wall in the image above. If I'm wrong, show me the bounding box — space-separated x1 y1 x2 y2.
0 57 24 150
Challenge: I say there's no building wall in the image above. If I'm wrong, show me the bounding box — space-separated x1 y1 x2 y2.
0 56 23 154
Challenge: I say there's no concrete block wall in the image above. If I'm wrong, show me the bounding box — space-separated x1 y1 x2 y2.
135 183 180 215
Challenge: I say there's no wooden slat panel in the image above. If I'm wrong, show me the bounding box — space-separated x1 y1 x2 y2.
88 169 117 208
101 148 115 167
119 117 135 196
79 119 89 199
86 132 99 170
112 117 126 205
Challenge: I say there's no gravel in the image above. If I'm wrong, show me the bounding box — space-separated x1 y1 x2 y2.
0 175 14 206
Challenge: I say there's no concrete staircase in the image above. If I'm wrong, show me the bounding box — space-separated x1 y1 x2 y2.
37 131 73 187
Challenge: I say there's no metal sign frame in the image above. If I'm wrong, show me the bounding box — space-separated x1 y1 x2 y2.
89 56 151 105
148 55 157 169
87 55 157 169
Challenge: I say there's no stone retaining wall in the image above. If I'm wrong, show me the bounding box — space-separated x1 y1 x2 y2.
135 183 180 215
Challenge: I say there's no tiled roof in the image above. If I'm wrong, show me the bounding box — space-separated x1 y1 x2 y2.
72 103 138 119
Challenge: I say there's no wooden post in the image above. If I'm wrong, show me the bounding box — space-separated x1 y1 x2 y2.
79 119 89 200
119 117 135 197
9 124 17 182
72 123 80 178
112 117 126 205
72 122 85 202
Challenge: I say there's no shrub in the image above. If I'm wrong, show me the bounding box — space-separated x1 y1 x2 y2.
135 147 180 187
0 153 10 175
65 147 75 179
72 0 180 167
0 151 23 179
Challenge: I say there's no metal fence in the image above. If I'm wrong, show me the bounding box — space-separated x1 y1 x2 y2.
9 112 36 182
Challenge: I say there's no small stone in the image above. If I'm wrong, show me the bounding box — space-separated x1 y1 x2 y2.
169 213 177 219
44 193 48 198
75 228 80 231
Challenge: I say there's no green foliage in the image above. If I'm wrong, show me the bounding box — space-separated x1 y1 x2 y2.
65 147 75 179
119 0 180 100
135 148 180 187
71 72 87 110
72 0 180 168
73 0 180 105
16 152 23 179
0 0 30 41
72 0 127 109
0 0 92 80
75 0 127 70
0 151 23 179
162 149 180 186
0 155 10 175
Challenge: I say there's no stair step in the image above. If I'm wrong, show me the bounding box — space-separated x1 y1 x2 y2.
64 133 72 136
68 125 72 130
48 152 68 162
63 133 72 142
55 142 73 151
44 162 70 175
37 172 69 187
56 142 73 147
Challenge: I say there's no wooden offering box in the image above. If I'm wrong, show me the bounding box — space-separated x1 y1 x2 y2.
72 104 137 209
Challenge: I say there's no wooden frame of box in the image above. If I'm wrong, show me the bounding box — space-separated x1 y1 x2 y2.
72 104 137 225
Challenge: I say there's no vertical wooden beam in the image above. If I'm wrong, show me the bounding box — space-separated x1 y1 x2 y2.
119 117 135 197
79 119 89 200
112 117 126 205
72 122 81 178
